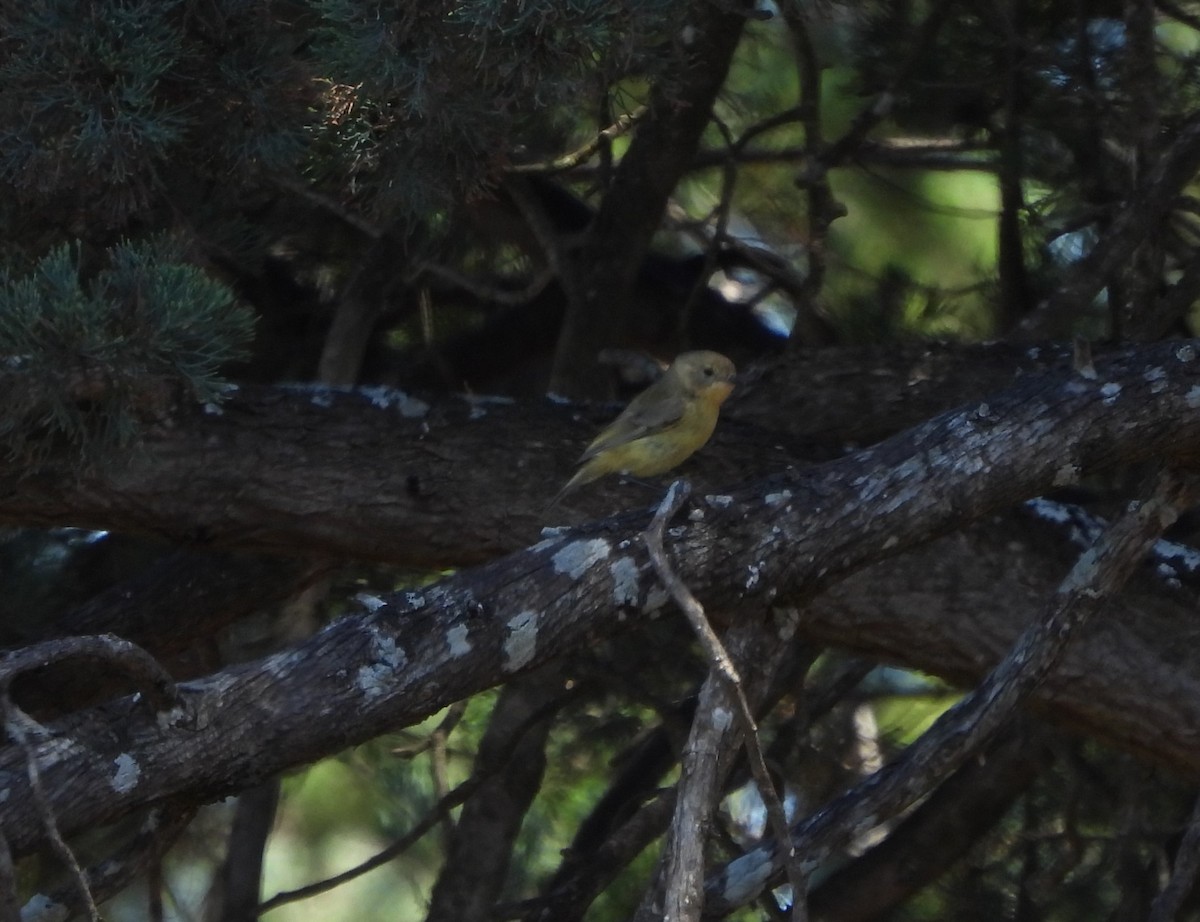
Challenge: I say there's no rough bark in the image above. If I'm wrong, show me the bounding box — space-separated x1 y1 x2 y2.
0 340 1083 567
808 720 1053 922
3 341 1200 864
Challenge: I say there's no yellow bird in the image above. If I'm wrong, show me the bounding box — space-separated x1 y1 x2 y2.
551 350 736 505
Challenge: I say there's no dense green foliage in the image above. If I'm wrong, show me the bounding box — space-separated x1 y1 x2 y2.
0 239 252 459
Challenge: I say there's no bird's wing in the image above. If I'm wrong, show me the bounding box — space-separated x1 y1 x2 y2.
578 390 687 462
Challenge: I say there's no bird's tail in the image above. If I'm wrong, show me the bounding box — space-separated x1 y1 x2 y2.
542 462 597 514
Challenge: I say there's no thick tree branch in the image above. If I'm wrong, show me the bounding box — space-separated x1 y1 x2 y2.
0 340 1097 567
425 668 565 922
702 465 1198 915
808 719 1052 921
3 341 1200 857
810 505 1200 772
643 482 804 921
211 780 279 922
549 0 756 397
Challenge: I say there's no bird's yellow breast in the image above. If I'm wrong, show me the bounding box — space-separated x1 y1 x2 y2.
587 388 724 478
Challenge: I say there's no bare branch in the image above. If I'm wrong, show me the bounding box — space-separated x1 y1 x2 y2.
3 692 99 922
703 466 1200 915
211 780 279 922
795 0 958 184
0 634 180 715
20 803 194 922
5 342 1200 857
511 106 648 174
644 481 807 920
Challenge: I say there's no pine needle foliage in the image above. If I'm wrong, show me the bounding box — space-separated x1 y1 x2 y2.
0 238 254 462
0 0 310 239
306 0 691 216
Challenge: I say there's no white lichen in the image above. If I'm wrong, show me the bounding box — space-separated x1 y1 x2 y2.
356 664 391 698
1053 463 1079 486
610 557 640 607
21 893 69 922
355 593 386 612
157 704 189 731
745 563 762 591
355 629 407 698
446 624 472 657
358 385 431 418
461 393 514 419
309 387 334 408
503 611 539 672
552 538 611 578
1156 538 1200 570
111 753 140 794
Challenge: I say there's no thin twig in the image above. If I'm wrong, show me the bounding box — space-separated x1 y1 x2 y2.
257 775 479 913
21 801 195 921
0 634 182 922
704 466 1200 914
148 853 164 922
676 116 740 345
2 694 99 922
272 176 383 239
391 699 468 759
1159 0 1200 31
257 682 574 915
644 481 809 919
779 0 835 326
511 106 648 174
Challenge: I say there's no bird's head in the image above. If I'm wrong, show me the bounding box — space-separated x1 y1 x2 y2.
671 350 737 401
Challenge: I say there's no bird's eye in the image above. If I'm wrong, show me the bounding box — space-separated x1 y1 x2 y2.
703 366 714 377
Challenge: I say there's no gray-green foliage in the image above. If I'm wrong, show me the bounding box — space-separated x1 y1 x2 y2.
307 0 691 216
0 0 308 234
0 239 254 459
